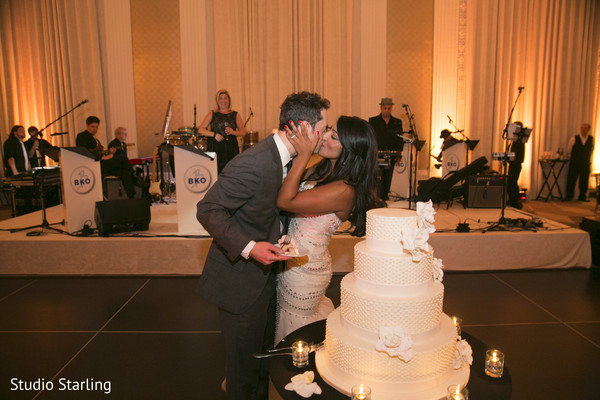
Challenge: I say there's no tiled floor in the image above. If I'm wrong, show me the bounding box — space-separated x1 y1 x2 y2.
1 200 599 399
0 270 599 400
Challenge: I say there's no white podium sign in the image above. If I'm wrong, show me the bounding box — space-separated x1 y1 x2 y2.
390 147 412 198
60 147 103 233
174 145 218 234
442 142 468 177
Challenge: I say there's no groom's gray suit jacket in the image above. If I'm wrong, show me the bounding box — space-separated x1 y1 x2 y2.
196 135 283 314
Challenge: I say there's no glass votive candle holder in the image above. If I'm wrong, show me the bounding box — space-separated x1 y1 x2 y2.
351 384 372 400
446 384 469 400
485 349 505 378
452 316 463 335
292 340 309 368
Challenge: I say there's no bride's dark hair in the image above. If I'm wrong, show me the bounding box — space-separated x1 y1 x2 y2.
307 115 378 236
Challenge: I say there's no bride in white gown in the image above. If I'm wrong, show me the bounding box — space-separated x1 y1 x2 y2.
274 116 379 344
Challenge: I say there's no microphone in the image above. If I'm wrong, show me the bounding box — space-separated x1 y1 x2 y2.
518 86 524 91
81 99 88 104
50 132 68 136
249 107 254 116
447 115 453 124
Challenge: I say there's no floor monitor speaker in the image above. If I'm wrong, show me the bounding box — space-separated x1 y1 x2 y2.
95 198 151 236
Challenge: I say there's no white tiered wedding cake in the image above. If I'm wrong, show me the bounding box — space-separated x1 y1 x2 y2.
316 202 472 400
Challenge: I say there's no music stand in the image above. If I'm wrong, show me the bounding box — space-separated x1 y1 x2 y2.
466 139 479 151
10 165 65 235
507 123 532 143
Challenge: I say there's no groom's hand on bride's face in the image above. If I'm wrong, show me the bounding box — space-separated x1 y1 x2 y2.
250 241 291 265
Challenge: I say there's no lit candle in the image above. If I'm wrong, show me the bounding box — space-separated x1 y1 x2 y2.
446 384 468 400
292 341 309 368
452 316 463 335
351 384 371 400
485 349 505 378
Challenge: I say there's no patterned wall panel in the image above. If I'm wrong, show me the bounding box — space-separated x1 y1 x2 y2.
131 0 183 158
386 0 434 168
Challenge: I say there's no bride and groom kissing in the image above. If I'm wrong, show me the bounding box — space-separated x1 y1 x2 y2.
196 91 380 400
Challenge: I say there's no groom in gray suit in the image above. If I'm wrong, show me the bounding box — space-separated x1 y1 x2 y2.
196 91 330 400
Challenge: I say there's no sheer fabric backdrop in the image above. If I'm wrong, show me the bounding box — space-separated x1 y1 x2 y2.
1 0 599 195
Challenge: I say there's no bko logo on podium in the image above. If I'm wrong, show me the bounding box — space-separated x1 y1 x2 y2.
184 165 212 193
445 154 460 171
394 157 407 174
70 167 96 194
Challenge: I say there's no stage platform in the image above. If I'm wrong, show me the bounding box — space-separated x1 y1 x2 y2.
0 202 591 275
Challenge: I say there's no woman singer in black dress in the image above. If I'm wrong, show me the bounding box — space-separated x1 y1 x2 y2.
198 89 246 173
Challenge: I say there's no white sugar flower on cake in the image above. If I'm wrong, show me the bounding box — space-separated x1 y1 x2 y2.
400 201 436 261
432 257 444 282
452 339 473 369
416 200 436 234
376 326 414 361
400 227 430 261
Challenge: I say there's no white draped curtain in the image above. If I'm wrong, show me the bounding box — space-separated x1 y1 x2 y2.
209 0 354 137
2 0 599 196
0 0 107 176
462 0 600 195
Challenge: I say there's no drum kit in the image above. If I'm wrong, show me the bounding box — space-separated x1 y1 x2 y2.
164 105 259 152
166 127 208 151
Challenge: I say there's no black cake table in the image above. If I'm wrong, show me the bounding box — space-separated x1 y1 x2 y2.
269 320 511 400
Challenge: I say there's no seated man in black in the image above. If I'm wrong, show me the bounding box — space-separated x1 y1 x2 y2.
75 116 136 198
25 126 60 168
436 129 461 161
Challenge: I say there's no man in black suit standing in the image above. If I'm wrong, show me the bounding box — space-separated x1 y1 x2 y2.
369 97 403 201
196 91 330 400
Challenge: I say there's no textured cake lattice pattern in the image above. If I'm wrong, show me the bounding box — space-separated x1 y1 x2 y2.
366 210 418 243
354 243 433 286
325 326 458 382
340 282 444 334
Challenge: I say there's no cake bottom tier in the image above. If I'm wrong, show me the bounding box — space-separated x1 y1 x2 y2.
315 309 470 400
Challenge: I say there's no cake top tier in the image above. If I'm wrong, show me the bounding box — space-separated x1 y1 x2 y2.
365 202 436 256
366 208 418 241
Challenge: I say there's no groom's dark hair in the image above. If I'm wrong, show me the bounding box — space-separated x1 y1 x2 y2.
279 91 330 130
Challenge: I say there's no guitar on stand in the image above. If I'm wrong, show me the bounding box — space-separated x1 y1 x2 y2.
150 100 171 200
402 104 426 210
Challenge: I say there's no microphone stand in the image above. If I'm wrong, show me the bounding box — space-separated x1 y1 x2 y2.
10 165 65 235
9 100 88 234
492 87 524 228
244 107 254 127
38 99 88 136
403 104 424 210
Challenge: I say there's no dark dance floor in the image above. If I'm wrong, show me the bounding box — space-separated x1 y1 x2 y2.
0 268 599 400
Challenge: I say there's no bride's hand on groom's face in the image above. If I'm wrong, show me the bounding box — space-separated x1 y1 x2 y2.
285 120 319 158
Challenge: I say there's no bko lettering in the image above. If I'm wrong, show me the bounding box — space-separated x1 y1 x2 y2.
188 177 206 185
73 178 91 186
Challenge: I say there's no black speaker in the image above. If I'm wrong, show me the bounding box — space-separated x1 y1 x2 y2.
95 198 151 236
467 174 504 208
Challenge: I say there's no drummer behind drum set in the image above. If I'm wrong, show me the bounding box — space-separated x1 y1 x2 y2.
197 89 246 173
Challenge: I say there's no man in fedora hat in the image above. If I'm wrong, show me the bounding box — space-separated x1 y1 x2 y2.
369 98 404 201
435 129 460 162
